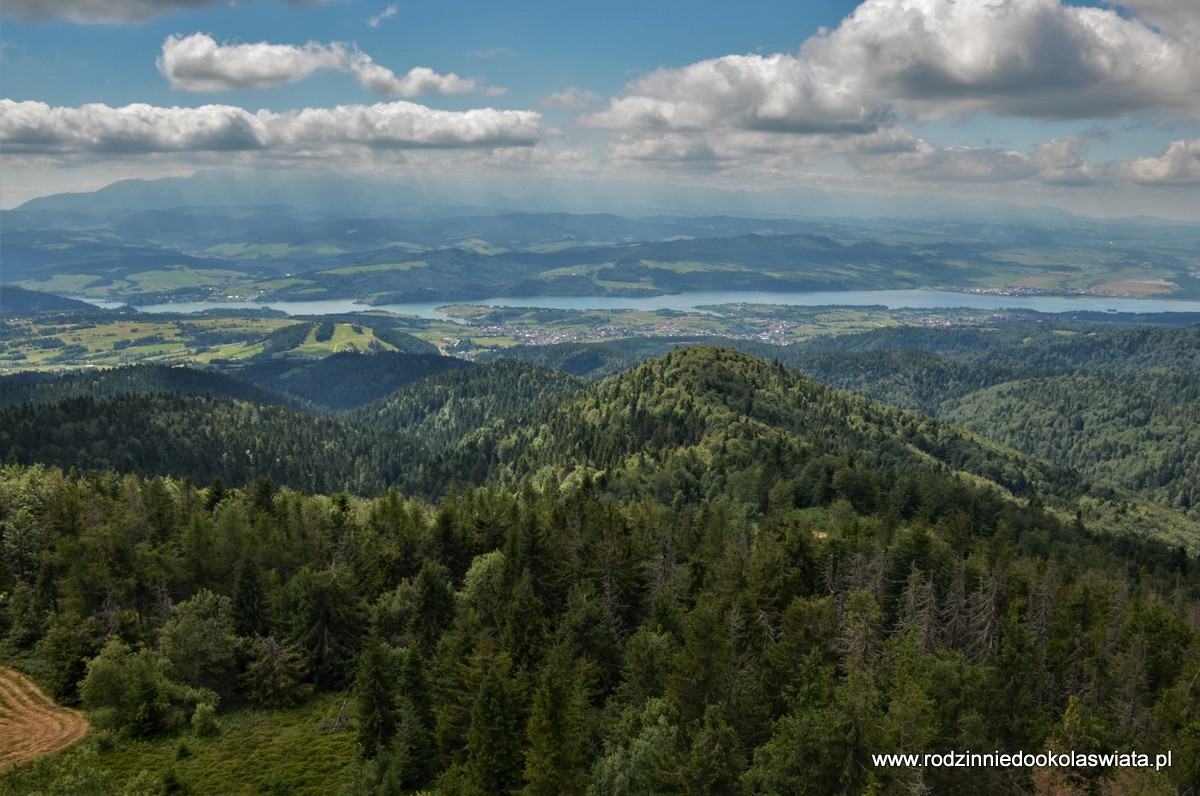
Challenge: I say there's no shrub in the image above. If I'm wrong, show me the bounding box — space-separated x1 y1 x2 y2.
192 702 219 737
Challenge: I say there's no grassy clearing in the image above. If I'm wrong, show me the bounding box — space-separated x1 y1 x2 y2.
0 693 357 795
637 259 751 273
290 323 390 356
321 261 429 276
255 278 315 289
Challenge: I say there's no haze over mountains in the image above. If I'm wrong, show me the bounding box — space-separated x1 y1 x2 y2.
6 172 1199 309
10 170 1091 222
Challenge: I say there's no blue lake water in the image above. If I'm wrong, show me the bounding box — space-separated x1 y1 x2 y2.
94 289 1200 320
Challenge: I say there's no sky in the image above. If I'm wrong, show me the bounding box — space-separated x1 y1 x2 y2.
1 0 1198 219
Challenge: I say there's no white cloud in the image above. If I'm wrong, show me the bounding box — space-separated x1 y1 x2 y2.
368 4 397 28
587 0 1200 152
1030 136 1099 186
0 99 541 155
158 34 346 91
267 103 537 149
538 87 601 110
1117 138 1200 185
158 34 501 97
585 54 892 135
803 0 1200 121
574 0 1200 197
1108 0 1200 43
1 0 322 24
848 132 1200 189
350 57 497 98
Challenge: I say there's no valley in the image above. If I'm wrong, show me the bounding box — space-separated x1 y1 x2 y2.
3 206 1199 795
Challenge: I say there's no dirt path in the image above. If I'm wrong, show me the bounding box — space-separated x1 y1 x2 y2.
0 665 90 772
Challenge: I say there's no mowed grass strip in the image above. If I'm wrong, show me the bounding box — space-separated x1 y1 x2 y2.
0 666 89 772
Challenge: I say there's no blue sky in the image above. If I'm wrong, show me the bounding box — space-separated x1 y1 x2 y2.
2 0 1198 218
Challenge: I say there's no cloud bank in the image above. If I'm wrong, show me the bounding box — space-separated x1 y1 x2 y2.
579 0 1200 193
158 34 499 97
0 99 541 154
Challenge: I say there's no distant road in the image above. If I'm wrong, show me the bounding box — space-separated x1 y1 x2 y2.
0 666 89 771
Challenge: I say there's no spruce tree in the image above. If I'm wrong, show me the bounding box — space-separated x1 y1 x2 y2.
467 667 523 794
355 634 397 759
523 648 587 796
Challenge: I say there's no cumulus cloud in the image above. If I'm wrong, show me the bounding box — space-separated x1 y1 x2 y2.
158 34 347 91
803 0 1199 120
351 58 500 97
586 54 892 135
587 0 1200 156
158 33 500 97
538 87 601 110
0 99 541 155
2 0 322 24
1029 136 1099 186
1117 138 1200 185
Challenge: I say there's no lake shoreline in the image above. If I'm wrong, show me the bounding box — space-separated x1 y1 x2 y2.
81 288 1200 320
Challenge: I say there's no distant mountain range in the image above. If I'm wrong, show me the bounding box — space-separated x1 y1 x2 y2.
5 171 1199 305
11 169 1092 224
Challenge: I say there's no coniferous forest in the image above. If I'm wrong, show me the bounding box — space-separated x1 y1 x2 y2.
1 339 1199 794
7 0 1200 788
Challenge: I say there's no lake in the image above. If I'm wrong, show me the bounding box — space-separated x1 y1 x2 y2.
93 289 1200 319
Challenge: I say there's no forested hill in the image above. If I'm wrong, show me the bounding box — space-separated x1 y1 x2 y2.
0 363 300 410
1 347 1081 508
942 373 1200 512
781 326 1200 517
0 285 100 315
2 345 1190 547
0 394 427 495
801 322 1200 373
349 359 587 446
414 346 1083 511
230 350 470 411
482 326 1200 520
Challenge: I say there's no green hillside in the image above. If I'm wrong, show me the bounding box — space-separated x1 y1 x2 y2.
350 359 587 446
0 393 427 495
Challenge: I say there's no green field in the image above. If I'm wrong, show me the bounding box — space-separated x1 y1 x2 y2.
0 317 297 372
321 261 430 276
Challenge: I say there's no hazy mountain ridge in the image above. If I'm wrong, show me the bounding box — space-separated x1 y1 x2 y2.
7 173 1199 303
9 170 1103 222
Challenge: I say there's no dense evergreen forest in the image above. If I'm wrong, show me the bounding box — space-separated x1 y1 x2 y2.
1 340 1198 793
484 324 1200 519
